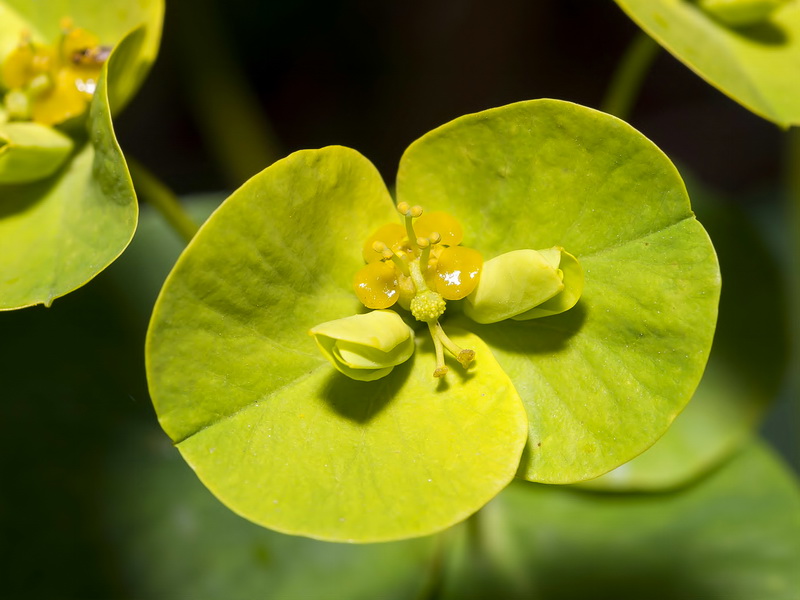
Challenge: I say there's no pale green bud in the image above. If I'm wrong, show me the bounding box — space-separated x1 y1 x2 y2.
309 309 415 381
697 0 789 27
463 247 583 324
0 121 73 185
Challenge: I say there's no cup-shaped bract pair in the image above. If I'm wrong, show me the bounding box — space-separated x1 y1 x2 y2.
146 100 721 543
0 121 72 184
464 247 583 324
0 0 164 310
309 310 415 381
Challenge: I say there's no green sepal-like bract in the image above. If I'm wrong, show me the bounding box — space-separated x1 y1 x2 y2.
512 247 583 320
463 247 583 324
309 310 415 381
697 0 790 26
0 121 72 184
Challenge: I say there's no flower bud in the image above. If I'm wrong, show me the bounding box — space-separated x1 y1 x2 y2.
309 310 415 381
463 247 583 324
0 121 73 184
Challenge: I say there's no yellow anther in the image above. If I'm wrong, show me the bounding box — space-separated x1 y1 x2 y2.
416 237 430 249
409 205 423 218
396 201 410 215
457 349 475 368
433 366 449 378
362 223 405 263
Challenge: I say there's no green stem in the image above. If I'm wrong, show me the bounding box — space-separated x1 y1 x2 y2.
416 529 451 600
171 0 284 187
601 31 660 121
128 158 199 244
785 129 800 410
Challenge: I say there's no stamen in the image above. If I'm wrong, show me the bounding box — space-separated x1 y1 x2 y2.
434 322 475 368
389 253 410 276
372 240 392 258
419 244 432 271
428 322 449 378
372 240 409 275
404 213 419 253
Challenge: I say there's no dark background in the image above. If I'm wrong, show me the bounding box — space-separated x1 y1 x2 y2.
115 0 784 198
2 1 796 597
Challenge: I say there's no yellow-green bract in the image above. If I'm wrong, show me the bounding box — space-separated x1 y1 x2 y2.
146 99 721 542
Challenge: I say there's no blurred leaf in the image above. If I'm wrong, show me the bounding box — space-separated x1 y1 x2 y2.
397 99 721 483
582 178 789 490
101 424 438 600
442 441 800 600
614 0 800 127
147 146 529 542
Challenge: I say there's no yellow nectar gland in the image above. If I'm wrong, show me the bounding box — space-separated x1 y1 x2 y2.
1 19 111 125
353 204 484 378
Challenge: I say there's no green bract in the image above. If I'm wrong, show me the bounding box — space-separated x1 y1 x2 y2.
0 0 164 310
146 100 721 542
309 310 415 381
580 181 788 491
614 0 800 126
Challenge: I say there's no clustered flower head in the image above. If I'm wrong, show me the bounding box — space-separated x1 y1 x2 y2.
310 202 584 381
1 18 109 126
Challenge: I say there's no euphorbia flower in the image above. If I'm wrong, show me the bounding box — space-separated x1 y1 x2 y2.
2 19 109 125
316 201 584 379
146 100 721 543
0 0 164 310
351 202 483 377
